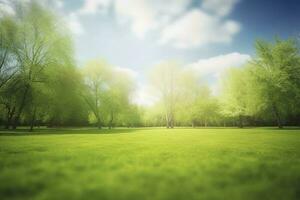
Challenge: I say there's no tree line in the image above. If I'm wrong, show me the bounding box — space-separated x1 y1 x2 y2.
146 38 300 129
1 2 300 130
0 2 138 130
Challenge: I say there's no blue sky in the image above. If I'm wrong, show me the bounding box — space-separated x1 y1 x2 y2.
1 0 299 105
57 0 300 67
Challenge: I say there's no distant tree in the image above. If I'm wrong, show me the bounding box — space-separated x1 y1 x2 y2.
220 68 252 128
195 97 220 127
150 61 181 128
142 103 166 127
176 70 213 127
82 59 112 129
103 69 135 128
41 65 88 128
82 59 137 128
121 105 143 127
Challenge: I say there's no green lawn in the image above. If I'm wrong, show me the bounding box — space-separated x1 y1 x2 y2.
0 128 299 200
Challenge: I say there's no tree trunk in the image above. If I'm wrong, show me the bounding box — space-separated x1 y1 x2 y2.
5 121 10 129
109 111 114 129
97 120 102 129
12 84 30 129
238 115 243 128
29 108 36 132
170 111 174 128
166 113 170 128
5 106 15 129
95 112 102 129
272 103 283 128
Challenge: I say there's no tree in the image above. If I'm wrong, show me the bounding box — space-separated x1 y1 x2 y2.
37 64 88 128
220 67 252 128
0 1 87 130
194 97 220 127
150 61 180 128
82 59 137 128
102 69 135 128
250 39 300 128
7 2 77 129
82 59 112 128
120 105 143 127
0 16 18 89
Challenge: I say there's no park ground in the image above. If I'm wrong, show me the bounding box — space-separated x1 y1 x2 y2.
0 128 299 200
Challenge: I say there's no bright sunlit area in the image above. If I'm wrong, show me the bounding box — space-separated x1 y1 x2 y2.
0 0 300 200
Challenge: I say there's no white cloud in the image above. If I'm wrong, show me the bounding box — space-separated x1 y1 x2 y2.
114 66 138 78
55 0 64 9
113 0 240 47
0 0 15 17
2 0 242 48
67 0 113 37
79 0 112 15
202 0 239 17
114 0 191 39
187 52 251 77
114 0 157 39
76 0 240 48
67 13 85 36
132 84 159 106
113 67 158 106
159 9 240 49
77 0 191 39
186 52 251 95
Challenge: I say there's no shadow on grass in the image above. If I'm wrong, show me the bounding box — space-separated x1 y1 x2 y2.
1 126 300 136
170 126 300 130
0 127 148 136
250 126 300 131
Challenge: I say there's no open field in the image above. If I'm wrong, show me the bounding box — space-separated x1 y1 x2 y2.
0 128 299 200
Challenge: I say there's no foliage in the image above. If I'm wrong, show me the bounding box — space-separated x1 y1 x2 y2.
82 59 137 128
220 38 300 128
0 1 87 129
1 1 300 129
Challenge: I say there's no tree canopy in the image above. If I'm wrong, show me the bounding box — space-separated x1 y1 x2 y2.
1 1 300 130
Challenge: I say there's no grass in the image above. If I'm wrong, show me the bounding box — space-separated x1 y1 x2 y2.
0 128 299 200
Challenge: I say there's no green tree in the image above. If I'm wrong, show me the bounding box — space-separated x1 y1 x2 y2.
102 69 135 128
220 67 252 128
0 1 87 130
150 61 181 128
82 59 112 128
8 2 78 129
0 16 18 89
176 70 213 127
250 39 300 128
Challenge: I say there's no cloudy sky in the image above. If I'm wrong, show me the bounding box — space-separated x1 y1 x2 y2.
1 0 300 105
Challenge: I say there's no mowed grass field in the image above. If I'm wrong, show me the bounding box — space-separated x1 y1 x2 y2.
0 128 299 200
